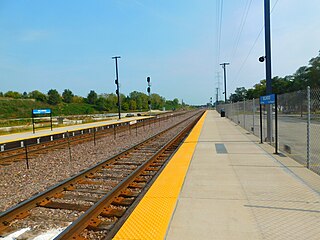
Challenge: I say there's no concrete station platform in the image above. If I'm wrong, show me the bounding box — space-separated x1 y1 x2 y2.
114 110 320 240
0 116 150 145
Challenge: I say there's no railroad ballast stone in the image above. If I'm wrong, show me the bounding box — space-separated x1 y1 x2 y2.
0 113 194 212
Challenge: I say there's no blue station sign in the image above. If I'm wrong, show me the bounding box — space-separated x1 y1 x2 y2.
32 109 51 114
260 94 275 105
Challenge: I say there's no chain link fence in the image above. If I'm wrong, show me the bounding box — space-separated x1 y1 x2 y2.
217 87 320 175
310 88 320 173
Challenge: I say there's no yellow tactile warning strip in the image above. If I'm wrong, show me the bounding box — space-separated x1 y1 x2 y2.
113 111 207 240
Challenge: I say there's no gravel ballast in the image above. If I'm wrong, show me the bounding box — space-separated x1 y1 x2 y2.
0 113 196 212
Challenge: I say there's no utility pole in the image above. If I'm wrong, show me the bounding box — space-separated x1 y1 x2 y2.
220 62 230 103
216 87 219 107
264 0 273 142
112 56 121 120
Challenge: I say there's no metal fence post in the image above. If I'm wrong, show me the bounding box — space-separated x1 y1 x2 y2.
275 94 278 154
253 98 255 133
136 121 138 137
260 104 263 144
231 102 233 121
93 128 96 146
263 105 266 140
237 102 239 124
66 131 72 162
25 144 29 169
233 102 235 121
243 99 246 130
307 86 311 169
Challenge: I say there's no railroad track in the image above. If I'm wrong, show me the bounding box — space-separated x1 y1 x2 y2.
0 110 204 239
0 111 187 167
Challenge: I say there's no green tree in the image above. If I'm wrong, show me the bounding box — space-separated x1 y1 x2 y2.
229 87 247 102
165 98 180 110
104 93 118 111
4 91 22 99
271 76 289 94
86 90 98 105
292 66 308 91
119 94 129 111
253 80 266 97
62 89 74 103
29 90 47 102
230 52 320 98
72 95 84 103
129 91 149 110
245 88 257 99
121 102 129 111
129 99 137 110
150 93 165 109
95 96 108 111
306 53 320 88
47 89 62 105
22 92 28 99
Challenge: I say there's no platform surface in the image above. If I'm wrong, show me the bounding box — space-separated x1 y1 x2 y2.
166 110 320 239
115 110 320 240
0 116 148 144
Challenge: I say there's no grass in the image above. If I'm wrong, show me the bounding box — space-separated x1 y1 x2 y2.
0 99 50 119
0 99 98 120
0 98 169 135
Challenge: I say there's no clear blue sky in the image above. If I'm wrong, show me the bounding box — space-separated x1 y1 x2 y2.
0 0 319 105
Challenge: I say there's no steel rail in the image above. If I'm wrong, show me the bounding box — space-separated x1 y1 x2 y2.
54 111 204 239
0 111 188 166
0 110 203 234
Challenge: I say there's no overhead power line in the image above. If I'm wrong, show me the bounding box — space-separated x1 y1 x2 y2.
216 0 224 69
233 0 280 85
230 0 253 62
214 0 224 101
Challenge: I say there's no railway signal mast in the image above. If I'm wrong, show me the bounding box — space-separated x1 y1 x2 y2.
147 77 151 113
112 56 121 120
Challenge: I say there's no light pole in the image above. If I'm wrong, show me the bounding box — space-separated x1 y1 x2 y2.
220 62 230 103
112 56 121 119
264 0 273 142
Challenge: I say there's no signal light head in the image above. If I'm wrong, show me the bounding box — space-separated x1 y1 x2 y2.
147 77 150 83
259 56 265 62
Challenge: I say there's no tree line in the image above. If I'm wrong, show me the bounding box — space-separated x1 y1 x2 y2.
229 51 320 102
0 89 184 112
